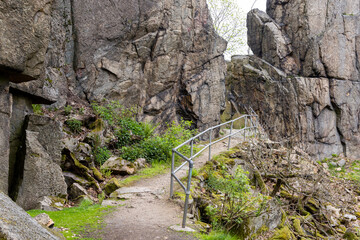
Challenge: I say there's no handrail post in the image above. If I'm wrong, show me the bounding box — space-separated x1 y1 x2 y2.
208 128 213 162
182 160 193 228
170 150 175 198
190 139 194 158
228 121 233 150
244 117 247 141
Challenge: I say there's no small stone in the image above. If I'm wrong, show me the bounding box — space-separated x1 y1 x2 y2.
34 213 54 228
336 167 342 171
338 159 346 167
330 161 338 167
134 158 147 169
322 163 329 169
326 205 341 218
344 214 357 221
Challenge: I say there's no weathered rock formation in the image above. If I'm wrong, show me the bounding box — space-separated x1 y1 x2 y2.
0 0 226 206
28 0 226 130
228 1 360 159
14 115 67 210
0 192 60 239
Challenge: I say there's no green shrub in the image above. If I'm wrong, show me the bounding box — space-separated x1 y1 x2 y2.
92 101 137 126
94 147 111 165
64 105 72 115
205 167 266 231
120 146 145 162
65 119 82 133
115 118 146 147
119 120 197 164
91 101 196 165
32 104 43 115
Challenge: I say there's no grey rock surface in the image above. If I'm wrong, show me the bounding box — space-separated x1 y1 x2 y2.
227 56 345 159
266 0 360 79
26 0 226 130
247 9 298 74
34 213 55 228
26 114 64 165
16 130 67 210
0 192 59 240
241 2 360 159
101 157 137 175
0 0 53 80
0 77 11 194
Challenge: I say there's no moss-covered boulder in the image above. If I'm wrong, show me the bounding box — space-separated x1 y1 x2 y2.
104 178 121 195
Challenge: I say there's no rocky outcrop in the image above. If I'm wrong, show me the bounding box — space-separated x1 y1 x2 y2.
0 192 60 240
236 3 360 159
34 0 226 130
0 77 11 194
227 56 344 160
266 0 360 79
0 0 53 81
16 130 67 210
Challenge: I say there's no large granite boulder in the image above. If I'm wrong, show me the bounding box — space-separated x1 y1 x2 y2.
0 192 60 239
16 130 67 210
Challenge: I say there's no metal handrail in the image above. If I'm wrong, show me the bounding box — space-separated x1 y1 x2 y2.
170 113 259 228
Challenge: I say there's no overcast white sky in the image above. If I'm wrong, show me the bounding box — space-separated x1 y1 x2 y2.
237 0 267 12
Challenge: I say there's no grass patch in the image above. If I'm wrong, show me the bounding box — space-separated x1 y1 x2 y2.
27 200 115 239
344 160 360 183
195 230 238 240
118 162 170 187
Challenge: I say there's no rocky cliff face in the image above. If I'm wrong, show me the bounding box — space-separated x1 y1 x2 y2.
229 1 360 159
0 0 226 207
40 0 226 130
1 0 226 130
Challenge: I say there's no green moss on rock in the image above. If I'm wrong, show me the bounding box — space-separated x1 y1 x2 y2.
91 167 104 181
293 218 304 236
270 226 295 240
104 178 121 195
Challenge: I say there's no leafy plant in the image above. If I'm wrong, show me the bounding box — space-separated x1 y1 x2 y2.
92 101 137 126
65 119 82 134
208 0 246 58
119 119 197 163
64 105 72 115
94 147 111 165
205 166 266 231
100 168 113 178
32 104 43 115
78 107 84 115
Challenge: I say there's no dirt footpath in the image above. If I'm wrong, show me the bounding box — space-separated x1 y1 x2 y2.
99 135 243 240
